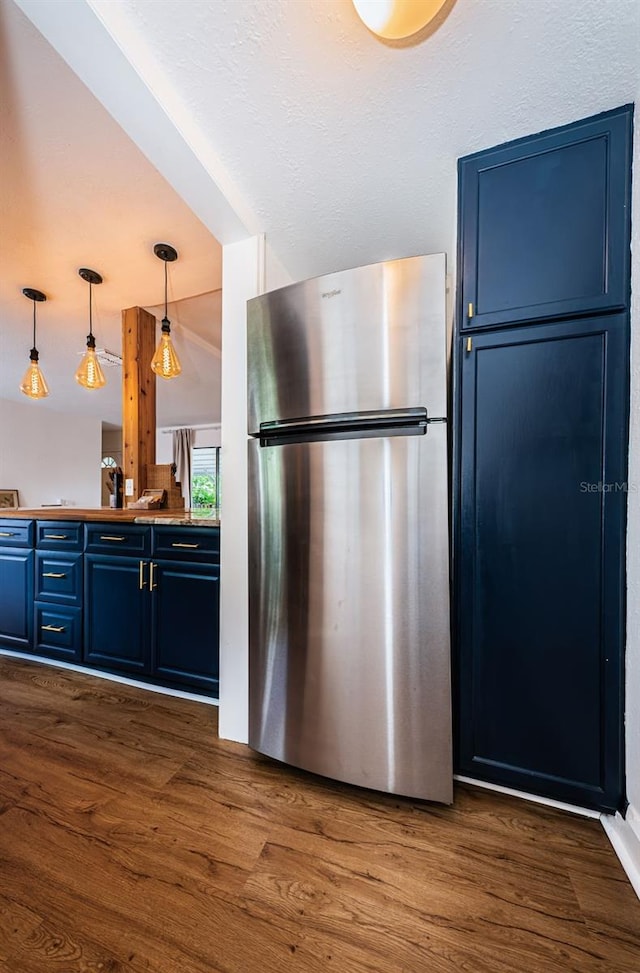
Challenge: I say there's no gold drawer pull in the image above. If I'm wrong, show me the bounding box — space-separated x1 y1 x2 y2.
150 562 158 591
0 531 16 537
44 534 68 540
42 624 66 633
171 542 200 549
139 560 147 590
43 572 67 579
100 535 126 542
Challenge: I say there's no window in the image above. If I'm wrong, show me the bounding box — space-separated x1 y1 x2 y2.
191 446 220 509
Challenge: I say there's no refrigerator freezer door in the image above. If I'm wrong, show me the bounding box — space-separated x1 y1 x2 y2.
247 253 447 435
248 426 452 802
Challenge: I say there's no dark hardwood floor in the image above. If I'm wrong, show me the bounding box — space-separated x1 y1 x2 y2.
0 655 638 972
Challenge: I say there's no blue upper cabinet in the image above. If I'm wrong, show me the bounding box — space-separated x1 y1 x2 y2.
459 105 633 330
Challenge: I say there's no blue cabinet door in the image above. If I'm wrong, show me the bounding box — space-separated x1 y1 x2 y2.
84 554 150 675
456 317 627 811
0 548 34 651
458 105 632 330
151 559 219 695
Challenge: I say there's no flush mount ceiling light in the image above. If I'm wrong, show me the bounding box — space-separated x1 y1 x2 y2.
75 268 106 390
151 243 182 380
20 288 49 399
352 0 447 39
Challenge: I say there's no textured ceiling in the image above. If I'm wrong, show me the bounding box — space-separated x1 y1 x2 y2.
86 0 640 280
3 0 640 430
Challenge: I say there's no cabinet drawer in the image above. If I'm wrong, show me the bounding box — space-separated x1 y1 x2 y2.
35 552 82 607
151 526 220 562
0 519 33 548
34 603 82 662
37 521 83 551
85 524 151 556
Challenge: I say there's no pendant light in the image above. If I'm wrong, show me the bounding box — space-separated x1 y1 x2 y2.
151 243 181 379
75 268 106 390
19 288 49 399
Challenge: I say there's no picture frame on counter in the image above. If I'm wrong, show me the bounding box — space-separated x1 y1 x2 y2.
0 489 19 509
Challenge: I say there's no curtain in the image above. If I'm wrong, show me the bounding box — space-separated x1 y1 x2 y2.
172 428 193 509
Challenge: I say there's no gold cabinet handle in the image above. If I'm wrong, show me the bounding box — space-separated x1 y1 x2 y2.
42 624 65 633
100 535 126 542
468 302 474 319
43 572 67 579
44 534 68 540
466 337 473 352
150 562 158 591
171 542 200 549
139 560 147 590
0 531 16 537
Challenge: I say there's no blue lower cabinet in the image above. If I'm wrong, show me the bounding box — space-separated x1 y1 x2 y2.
0 547 34 651
84 554 151 676
83 546 220 695
0 519 220 699
34 603 82 662
151 560 220 695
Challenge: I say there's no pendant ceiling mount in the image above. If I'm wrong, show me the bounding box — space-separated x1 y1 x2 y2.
153 243 178 263
78 268 103 286
22 287 46 303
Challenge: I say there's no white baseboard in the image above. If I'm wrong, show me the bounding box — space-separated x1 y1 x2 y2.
0 648 218 707
601 804 640 901
453 774 601 818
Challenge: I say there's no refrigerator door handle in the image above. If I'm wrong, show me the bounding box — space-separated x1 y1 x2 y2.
257 407 446 446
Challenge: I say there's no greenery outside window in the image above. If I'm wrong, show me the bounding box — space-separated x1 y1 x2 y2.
191 446 220 509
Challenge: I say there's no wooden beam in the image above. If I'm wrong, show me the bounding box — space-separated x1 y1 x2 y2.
122 306 156 498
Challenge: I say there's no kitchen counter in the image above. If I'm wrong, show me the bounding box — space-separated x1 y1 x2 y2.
0 508 220 526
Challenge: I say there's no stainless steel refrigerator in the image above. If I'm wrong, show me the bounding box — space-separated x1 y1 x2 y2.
247 253 452 803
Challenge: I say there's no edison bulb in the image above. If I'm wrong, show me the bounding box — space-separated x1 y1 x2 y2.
151 329 181 379
75 346 106 389
19 355 49 399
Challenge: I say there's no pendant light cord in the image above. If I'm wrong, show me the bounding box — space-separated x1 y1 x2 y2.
88 281 93 338
164 258 168 320
32 300 36 350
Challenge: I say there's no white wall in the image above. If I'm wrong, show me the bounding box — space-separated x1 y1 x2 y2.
625 100 640 840
605 98 640 898
217 235 265 743
0 397 101 508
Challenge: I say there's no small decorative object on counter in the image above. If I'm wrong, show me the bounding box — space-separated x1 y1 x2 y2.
128 489 166 510
107 468 123 508
0 489 20 509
